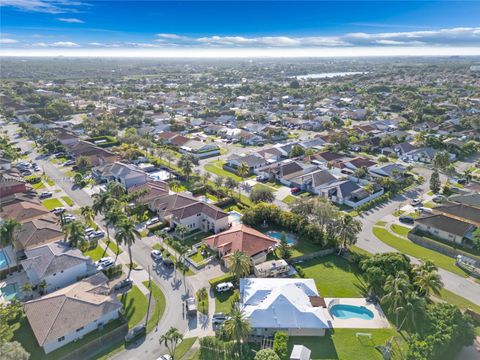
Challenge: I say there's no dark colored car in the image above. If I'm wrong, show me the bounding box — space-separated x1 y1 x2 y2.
399 216 414 224
163 258 174 268
114 278 133 291
124 325 146 343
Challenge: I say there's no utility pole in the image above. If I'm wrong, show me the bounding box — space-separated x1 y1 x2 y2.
145 265 153 328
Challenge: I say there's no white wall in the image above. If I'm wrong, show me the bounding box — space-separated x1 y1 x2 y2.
45 262 89 292
43 309 120 354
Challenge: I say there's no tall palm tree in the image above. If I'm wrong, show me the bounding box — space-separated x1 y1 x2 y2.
0 218 21 274
228 250 251 283
413 260 443 299
115 219 140 277
223 305 251 357
236 162 249 199
92 190 112 216
106 181 126 200
335 214 362 250
159 327 183 359
381 271 412 329
175 224 189 240
103 207 125 260
63 220 86 248
178 156 193 182
80 205 95 228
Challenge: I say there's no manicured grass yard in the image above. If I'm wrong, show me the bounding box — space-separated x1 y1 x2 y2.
119 285 148 328
438 288 480 313
142 281 166 332
390 224 411 238
103 239 123 255
41 197 63 211
32 181 45 189
214 289 239 314
83 244 104 261
189 247 214 264
61 196 74 206
253 183 277 192
392 210 405 217
43 176 55 186
372 227 468 277
298 255 364 297
174 337 198 360
205 160 243 181
282 194 296 204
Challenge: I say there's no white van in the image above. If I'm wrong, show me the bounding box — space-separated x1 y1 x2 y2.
216 282 234 293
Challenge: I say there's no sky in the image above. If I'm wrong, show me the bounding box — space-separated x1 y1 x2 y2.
1 1 480 57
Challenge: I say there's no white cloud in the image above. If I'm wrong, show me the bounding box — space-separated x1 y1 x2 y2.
0 38 19 44
58 18 84 23
1 0 86 14
51 41 80 47
156 33 187 40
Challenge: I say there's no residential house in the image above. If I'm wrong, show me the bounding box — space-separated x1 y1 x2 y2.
24 273 122 354
401 147 456 163
368 163 407 180
226 154 269 175
0 169 27 198
94 162 148 189
204 225 278 265
179 140 220 158
414 215 476 245
289 169 338 194
0 200 51 223
13 215 64 251
22 242 97 293
257 161 318 186
240 278 331 337
319 180 384 209
64 140 118 167
254 259 290 278
0 157 12 170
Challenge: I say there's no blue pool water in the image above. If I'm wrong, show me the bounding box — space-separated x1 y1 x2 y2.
1 283 19 302
0 250 8 270
330 304 374 320
229 211 242 225
266 231 297 245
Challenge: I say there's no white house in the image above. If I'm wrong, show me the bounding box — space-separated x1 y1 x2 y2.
179 140 220 158
24 273 122 354
240 278 332 337
22 242 97 293
94 161 148 189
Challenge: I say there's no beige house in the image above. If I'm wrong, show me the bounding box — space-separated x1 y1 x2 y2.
254 259 290 278
24 273 122 354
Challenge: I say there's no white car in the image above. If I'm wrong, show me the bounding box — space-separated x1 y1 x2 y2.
151 250 163 261
216 282 234 293
84 227 95 236
39 191 53 199
97 258 114 271
157 355 172 360
89 231 105 240
146 217 161 227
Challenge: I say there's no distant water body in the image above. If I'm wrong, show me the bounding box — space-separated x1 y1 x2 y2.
295 71 365 79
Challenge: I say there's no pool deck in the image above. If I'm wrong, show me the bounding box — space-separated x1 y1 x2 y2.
0 245 18 271
325 298 390 329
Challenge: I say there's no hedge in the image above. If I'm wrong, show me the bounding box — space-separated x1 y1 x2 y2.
208 273 235 287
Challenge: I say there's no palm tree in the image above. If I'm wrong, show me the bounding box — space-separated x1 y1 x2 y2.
214 175 224 189
106 181 126 200
413 260 443 299
21 282 32 299
224 177 238 197
114 219 140 277
223 305 251 357
38 280 47 295
382 271 412 329
228 250 251 283
103 207 125 260
236 162 249 198
335 214 362 250
198 287 208 314
178 156 193 182
175 224 189 240
0 218 21 274
92 189 112 216
159 327 183 359
80 205 95 228
63 220 86 248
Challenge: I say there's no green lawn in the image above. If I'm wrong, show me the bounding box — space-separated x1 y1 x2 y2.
189 247 214 264
392 210 405 217
61 196 74 206
83 244 105 261
390 224 411 238
372 227 468 277
41 197 63 210
103 239 123 255
118 285 148 328
298 255 365 297
174 337 198 360
12 316 126 360
214 289 239 314
287 328 404 360
43 176 55 186
438 288 480 313
282 194 296 204
291 239 325 258
204 160 243 181
142 281 166 332
375 220 387 227
253 183 278 192
31 181 45 190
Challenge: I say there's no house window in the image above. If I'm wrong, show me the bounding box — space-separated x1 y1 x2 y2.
58 336 65 342
76 327 84 332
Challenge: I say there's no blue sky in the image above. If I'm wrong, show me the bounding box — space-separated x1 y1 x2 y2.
1 1 480 56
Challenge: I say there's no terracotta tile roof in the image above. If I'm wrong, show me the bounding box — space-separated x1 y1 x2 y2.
1 201 50 223
24 273 122 347
204 225 278 258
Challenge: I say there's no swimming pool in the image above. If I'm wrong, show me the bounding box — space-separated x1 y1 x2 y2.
0 250 8 270
1 283 19 302
330 304 374 320
229 211 242 225
148 170 172 181
265 230 297 245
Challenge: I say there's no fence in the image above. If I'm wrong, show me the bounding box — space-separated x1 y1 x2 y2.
408 231 480 267
58 322 128 360
289 248 336 264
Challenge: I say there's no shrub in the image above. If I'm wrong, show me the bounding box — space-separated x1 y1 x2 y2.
255 349 280 360
273 331 289 360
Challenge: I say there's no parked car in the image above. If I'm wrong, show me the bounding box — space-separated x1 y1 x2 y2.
212 312 231 324
33 166 41 172
54 152 65 158
20 169 32 176
151 250 163 261
84 227 95 236
88 231 105 240
161 227 173 233
63 214 76 223
97 258 114 271
411 198 422 206
216 282 234 293
51 207 66 215
146 217 161 227
432 195 445 203
290 187 301 194
63 160 76 166
399 216 415 224
456 178 467 185
39 191 53 199
156 355 172 360
256 175 268 182
163 258 174 268
124 325 146 343
186 297 197 316
114 278 133 291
